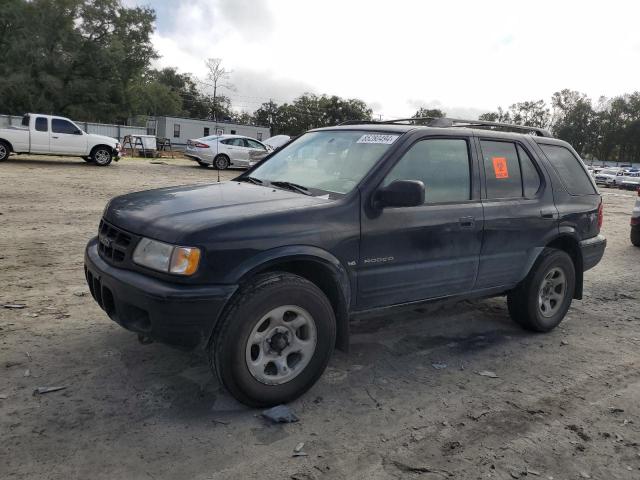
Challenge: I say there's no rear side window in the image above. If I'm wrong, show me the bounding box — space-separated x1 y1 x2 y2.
518 145 541 197
383 138 471 204
481 140 543 199
539 144 596 195
35 117 48 132
22 115 30 127
481 141 523 198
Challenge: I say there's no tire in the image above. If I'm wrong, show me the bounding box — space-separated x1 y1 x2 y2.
507 248 576 332
91 146 113 166
631 229 640 247
197 161 210 168
0 141 10 161
210 272 336 407
214 155 230 170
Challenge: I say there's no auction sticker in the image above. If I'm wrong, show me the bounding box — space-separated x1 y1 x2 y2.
492 157 509 178
356 134 399 144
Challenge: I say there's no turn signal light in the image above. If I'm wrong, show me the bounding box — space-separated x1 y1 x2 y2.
170 247 201 275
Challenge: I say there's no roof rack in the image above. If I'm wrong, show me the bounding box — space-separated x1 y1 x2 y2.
339 117 553 137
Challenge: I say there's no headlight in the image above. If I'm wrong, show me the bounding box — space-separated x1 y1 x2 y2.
133 238 201 275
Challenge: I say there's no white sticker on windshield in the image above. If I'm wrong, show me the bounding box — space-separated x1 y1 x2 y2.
356 134 399 145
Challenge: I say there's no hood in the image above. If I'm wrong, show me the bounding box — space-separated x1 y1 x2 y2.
88 133 118 146
104 181 331 243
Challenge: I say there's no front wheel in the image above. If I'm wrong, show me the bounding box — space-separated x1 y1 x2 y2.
91 146 113 166
507 248 575 332
210 272 336 407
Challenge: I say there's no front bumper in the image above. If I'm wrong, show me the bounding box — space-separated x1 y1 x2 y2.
84 237 237 350
580 234 606 271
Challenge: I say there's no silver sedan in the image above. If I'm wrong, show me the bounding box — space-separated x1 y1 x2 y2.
185 134 272 170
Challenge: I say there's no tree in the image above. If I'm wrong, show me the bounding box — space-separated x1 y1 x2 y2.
508 100 550 128
0 0 157 122
413 107 445 119
478 107 511 123
550 89 595 155
204 58 234 121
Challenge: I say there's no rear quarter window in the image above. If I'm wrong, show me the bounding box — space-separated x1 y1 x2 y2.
539 144 596 195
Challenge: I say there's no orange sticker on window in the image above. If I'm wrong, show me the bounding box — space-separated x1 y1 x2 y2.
492 157 509 179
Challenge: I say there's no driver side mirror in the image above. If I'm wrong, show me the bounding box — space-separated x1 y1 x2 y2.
375 180 425 208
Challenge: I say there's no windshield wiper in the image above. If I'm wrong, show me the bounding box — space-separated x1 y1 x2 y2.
239 176 263 185
270 181 312 196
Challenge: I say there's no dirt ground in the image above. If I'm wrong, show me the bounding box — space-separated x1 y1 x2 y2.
1 154 639 480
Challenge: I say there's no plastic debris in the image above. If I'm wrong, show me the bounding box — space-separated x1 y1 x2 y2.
2 304 26 309
476 370 499 378
33 386 67 396
431 362 447 370
261 404 299 423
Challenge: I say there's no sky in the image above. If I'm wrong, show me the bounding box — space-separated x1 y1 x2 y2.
125 0 640 119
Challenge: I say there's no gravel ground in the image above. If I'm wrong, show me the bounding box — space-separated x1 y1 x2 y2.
1 155 639 480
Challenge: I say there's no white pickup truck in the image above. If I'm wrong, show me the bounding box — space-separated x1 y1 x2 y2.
0 114 121 166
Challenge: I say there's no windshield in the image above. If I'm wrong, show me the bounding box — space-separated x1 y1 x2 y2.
249 130 400 195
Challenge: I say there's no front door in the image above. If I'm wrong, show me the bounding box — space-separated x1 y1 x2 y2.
50 118 87 155
357 136 483 309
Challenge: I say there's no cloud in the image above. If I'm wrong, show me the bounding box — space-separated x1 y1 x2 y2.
407 99 490 121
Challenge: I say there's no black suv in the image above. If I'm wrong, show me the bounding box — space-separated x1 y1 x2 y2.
84 118 606 407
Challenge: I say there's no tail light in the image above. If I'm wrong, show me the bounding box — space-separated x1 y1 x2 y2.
597 200 603 230
194 142 210 148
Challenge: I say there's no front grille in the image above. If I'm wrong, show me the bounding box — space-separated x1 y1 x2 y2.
98 219 134 264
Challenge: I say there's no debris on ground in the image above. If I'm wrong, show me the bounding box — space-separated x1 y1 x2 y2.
33 386 67 396
24 369 31 377
261 405 299 423
579 472 591 479
476 370 499 378
2 304 27 309
468 410 491 421
560 340 569 346
431 362 447 370
73 291 87 297
292 442 307 457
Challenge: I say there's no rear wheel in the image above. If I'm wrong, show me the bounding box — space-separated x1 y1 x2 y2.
631 229 640 247
507 248 575 332
214 155 230 170
210 272 336 407
91 146 113 166
0 141 10 161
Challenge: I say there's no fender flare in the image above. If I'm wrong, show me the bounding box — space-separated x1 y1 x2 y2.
226 245 352 351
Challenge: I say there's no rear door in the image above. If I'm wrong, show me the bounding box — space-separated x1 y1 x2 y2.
475 137 557 289
357 134 484 309
50 118 87 155
30 116 50 153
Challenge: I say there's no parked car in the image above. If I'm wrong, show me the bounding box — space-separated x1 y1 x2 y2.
619 170 640 190
262 135 291 151
85 118 606 407
0 114 121 166
595 168 625 187
185 134 271 169
632 189 640 247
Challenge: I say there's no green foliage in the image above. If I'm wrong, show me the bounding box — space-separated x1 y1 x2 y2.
0 0 157 122
413 108 445 119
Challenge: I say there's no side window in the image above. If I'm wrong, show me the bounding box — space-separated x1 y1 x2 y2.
247 139 266 150
52 119 79 135
383 138 471 204
204 127 210 136
517 145 542 197
481 140 523 199
22 115 30 127
35 117 48 132
173 124 180 138
539 144 596 195
232 138 245 147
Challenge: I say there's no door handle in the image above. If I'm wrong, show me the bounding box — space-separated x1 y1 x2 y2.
459 216 475 229
540 209 556 219
52 136 59 139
